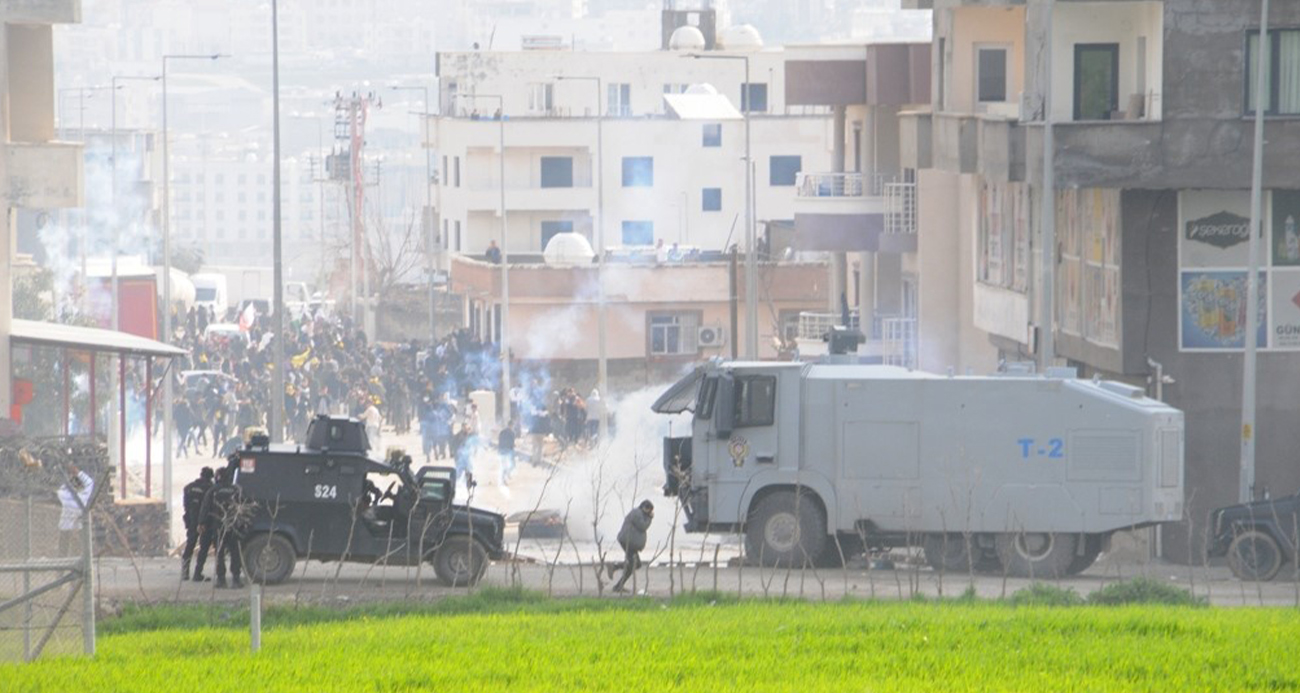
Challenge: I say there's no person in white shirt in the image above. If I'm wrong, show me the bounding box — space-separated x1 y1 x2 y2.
361 400 383 454
57 467 94 556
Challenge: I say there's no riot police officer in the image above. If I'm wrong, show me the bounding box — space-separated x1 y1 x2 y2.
181 467 215 581
199 467 247 589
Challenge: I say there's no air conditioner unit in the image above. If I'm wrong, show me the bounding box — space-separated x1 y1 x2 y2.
697 325 727 348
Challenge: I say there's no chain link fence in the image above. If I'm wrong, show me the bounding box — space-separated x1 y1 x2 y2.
0 437 108 663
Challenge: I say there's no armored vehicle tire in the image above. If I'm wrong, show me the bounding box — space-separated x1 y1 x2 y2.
745 492 827 568
434 536 489 587
1227 530 1284 582
1066 534 1104 576
243 533 296 585
995 532 1078 579
923 534 976 573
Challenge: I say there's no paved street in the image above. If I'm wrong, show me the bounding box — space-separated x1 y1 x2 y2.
92 550 1300 608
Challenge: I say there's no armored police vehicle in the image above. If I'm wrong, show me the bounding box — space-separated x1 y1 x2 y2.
1208 492 1299 581
653 360 1185 577
228 415 505 586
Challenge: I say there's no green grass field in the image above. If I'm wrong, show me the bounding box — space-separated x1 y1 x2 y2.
5 592 1299 692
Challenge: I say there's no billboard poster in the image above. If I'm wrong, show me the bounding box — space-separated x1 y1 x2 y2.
1270 270 1300 349
1179 190 1253 268
1179 271 1267 350
1272 190 1300 267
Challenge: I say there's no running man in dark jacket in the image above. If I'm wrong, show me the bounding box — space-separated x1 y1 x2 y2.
611 500 654 593
181 467 214 581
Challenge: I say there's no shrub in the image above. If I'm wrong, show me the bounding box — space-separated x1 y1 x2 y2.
1087 578 1206 606
1008 582 1084 606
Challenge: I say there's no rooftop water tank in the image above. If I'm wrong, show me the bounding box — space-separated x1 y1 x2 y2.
542 232 596 266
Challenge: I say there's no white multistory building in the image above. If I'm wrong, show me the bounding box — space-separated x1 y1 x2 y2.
428 21 836 260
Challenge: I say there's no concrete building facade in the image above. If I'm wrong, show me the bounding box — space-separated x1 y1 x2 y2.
1 0 85 412
428 45 835 262
902 0 1300 560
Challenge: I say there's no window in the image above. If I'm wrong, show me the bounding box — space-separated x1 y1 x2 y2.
607 82 631 116
702 123 722 147
540 157 573 188
769 156 802 186
976 45 1008 103
541 220 573 250
621 220 654 245
663 83 688 94
1073 43 1119 121
734 375 777 428
741 83 768 113
238 174 247 185
622 157 653 187
527 83 553 114
1246 29 1300 115
454 157 461 187
454 220 461 251
702 187 722 211
648 312 699 356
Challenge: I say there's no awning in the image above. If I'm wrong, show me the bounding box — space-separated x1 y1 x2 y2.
11 319 187 358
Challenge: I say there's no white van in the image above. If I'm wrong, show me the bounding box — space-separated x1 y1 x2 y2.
191 273 229 318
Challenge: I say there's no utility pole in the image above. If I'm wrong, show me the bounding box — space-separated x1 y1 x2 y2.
1039 0 1057 372
1241 0 1270 503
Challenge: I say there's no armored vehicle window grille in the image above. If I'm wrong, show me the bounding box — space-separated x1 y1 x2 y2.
1160 429 1181 488
735 376 776 428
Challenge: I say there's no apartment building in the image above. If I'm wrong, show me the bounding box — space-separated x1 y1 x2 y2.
782 41 930 366
428 26 834 261
901 0 1300 559
1 0 86 412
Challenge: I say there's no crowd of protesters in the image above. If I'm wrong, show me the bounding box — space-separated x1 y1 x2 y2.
169 305 500 459
164 302 611 492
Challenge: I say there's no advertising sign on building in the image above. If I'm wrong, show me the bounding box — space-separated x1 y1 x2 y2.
1177 189 1296 351
1179 271 1266 350
1179 190 1253 269
1269 270 1300 349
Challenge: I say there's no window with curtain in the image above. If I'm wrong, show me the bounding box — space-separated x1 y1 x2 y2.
1246 29 1300 115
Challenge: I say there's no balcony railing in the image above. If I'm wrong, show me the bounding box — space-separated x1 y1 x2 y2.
797 310 859 341
880 316 917 370
884 182 916 235
796 172 891 199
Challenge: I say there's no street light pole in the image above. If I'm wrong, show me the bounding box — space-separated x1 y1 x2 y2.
161 52 224 513
556 75 608 439
690 53 756 358
391 84 437 343
110 76 160 336
271 0 287 442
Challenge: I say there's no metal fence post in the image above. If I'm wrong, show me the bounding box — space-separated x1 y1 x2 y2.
23 495 32 662
250 584 262 652
82 483 96 656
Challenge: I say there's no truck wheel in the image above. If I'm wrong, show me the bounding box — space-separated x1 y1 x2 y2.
1227 530 1283 582
923 534 974 573
995 532 1077 579
745 492 826 568
1066 534 1104 576
434 536 489 587
243 533 296 585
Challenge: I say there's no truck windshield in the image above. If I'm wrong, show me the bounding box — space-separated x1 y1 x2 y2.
195 288 217 301
651 369 704 414
695 377 717 420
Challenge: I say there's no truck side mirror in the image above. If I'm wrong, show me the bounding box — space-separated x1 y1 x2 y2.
715 374 735 438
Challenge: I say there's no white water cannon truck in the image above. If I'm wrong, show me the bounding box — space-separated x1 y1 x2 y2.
652 358 1185 577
